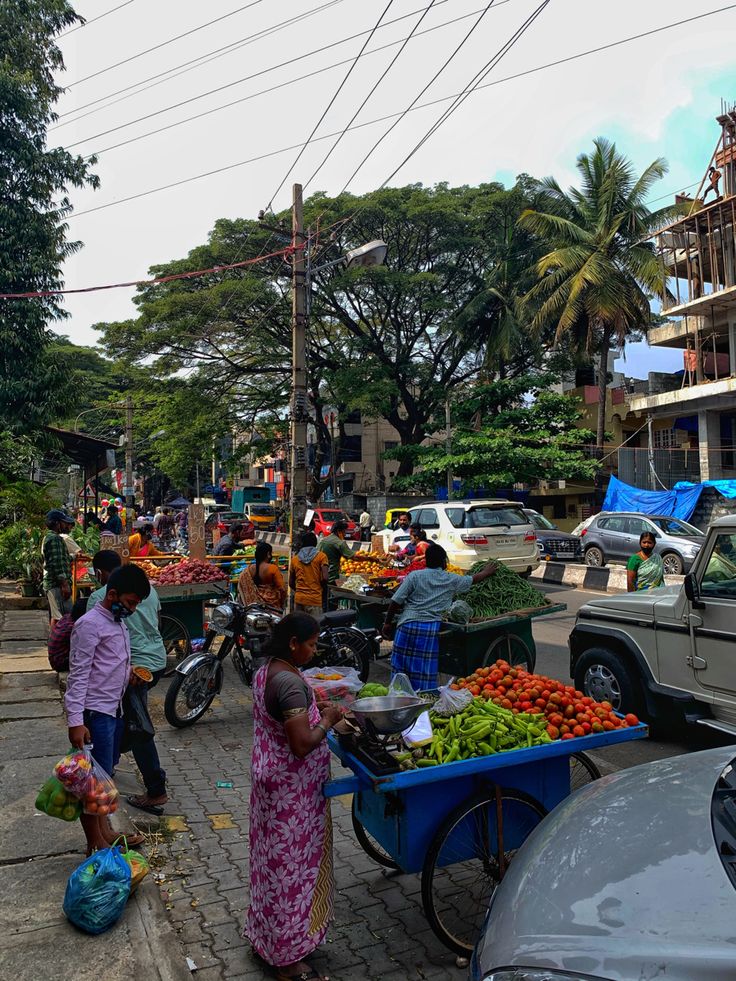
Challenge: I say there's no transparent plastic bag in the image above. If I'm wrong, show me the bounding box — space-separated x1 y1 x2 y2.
35 775 83 822
115 837 150 892
302 665 362 710
80 755 120 817
388 672 417 698
63 846 131 934
433 678 474 716
54 748 95 798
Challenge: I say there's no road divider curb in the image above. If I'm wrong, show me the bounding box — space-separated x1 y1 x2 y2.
531 561 683 593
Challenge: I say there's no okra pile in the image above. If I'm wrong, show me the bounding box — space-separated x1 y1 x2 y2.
464 561 549 619
424 697 551 764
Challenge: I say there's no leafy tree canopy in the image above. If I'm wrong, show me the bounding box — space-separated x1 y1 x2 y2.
0 0 98 433
391 374 598 493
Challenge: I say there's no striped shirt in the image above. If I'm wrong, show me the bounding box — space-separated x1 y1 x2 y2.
392 568 473 627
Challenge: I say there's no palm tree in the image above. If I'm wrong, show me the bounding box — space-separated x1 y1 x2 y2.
519 138 677 450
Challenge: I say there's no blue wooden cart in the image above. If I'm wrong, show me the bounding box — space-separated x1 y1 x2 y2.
325 721 648 956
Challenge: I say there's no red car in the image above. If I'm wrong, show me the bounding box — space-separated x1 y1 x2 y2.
312 508 359 540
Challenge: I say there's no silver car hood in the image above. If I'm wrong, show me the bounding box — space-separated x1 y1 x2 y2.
474 747 736 981
578 584 682 619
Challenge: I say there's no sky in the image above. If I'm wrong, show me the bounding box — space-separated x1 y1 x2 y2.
50 0 736 379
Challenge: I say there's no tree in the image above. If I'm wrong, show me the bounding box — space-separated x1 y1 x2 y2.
390 374 598 493
96 181 544 494
0 0 98 434
519 139 677 450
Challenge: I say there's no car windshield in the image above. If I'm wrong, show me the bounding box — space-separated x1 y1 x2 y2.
529 513 556 531
467 507 528 528
652 517 704 537
250 505 274 516
320 510 343 521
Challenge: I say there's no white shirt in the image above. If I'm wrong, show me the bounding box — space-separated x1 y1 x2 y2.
391 525 411 546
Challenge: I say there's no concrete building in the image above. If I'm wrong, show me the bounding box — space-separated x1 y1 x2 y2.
628 107 736 482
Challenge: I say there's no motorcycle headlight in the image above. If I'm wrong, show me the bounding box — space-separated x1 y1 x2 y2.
210 603 234 630
481 972 604 981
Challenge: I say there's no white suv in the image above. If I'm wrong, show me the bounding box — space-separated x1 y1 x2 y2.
405 500 539 574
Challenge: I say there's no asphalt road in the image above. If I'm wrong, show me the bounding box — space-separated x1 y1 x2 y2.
532 581 736 773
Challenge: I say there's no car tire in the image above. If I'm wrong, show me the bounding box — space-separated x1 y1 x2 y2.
661 552 684 575
573 647 641 715
584 545 605 567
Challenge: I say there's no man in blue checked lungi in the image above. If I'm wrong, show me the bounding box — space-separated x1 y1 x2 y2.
382 544 498 690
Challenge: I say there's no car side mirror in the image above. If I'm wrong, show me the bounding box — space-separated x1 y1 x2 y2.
684 572 705 609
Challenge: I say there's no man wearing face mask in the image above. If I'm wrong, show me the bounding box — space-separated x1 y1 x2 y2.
86 550 168 814
65 561 151 853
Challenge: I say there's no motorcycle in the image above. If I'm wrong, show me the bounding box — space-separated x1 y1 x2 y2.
164 601 381 727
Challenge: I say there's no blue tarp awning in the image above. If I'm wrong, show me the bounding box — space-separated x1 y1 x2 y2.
602 475 704 520
674 479 736 500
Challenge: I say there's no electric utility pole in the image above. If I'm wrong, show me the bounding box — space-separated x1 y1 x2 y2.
289 183 308 555
446 397 453 502
124 395 134 534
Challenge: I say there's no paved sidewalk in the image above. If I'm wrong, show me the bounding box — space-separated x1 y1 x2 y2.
0 610 191 981
144 664 467 981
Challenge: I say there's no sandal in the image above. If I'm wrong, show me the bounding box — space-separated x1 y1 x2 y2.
127 794 166 816
274 971 326 981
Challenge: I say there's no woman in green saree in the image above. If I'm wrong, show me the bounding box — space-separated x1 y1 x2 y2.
627 531 664 592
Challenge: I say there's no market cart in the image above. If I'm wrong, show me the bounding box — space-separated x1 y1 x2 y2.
325 720 648 956
330 585 565 673
155 581 229 671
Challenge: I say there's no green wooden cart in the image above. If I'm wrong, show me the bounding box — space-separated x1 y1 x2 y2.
155 581 230 671
330 585 565 674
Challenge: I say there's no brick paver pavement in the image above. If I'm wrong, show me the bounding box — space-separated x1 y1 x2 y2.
115 662 468 981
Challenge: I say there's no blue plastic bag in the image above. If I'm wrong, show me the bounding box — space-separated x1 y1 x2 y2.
63 846 132 934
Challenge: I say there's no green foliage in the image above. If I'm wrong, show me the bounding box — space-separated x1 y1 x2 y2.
69 523 100 555
0 524 44 587
0 0 99 433
391 375 598 493
519 138 680 447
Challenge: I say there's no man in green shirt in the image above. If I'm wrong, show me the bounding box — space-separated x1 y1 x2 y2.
318 519 373 584
42 509 75 628
88 550 168 813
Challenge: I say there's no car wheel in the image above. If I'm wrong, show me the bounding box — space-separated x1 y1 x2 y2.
573 647 640 715
662 552 684 575
584 545 605 567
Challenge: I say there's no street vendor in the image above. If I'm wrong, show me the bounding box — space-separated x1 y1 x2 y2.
318 518 374 584
382 544 498 690
128 524 166 558
391 524 428 563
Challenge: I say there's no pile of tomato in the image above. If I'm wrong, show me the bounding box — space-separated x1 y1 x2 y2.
451 659 639 740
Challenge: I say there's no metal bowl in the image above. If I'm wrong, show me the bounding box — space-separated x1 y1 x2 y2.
350 695 427 736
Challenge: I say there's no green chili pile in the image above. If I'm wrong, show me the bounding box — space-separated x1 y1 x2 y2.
420 697 551 764
463 560 548 619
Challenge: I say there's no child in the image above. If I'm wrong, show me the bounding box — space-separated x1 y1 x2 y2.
47 597 88 672
65 564 151 853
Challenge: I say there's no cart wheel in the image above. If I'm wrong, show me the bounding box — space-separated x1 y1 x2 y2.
569 751 601 792
351 797 400 871
482 633 533 671
421 787 547 957
160 615 192 676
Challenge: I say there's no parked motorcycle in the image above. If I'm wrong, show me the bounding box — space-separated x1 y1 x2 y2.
164 601 380 727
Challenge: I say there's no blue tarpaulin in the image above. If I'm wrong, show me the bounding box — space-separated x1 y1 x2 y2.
674 479 736 500
602 475 704 520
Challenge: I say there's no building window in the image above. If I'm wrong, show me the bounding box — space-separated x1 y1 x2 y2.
653 428 678 449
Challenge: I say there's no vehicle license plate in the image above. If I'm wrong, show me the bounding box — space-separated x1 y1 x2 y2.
496 536 518 547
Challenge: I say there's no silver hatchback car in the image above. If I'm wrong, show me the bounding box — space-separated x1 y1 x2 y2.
580 511 704 575
471 745 736 981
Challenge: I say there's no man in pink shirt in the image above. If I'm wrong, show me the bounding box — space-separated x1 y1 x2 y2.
65 564 151 853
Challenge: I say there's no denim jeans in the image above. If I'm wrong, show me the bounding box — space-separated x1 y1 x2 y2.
84 709 124 777
130 670 167 797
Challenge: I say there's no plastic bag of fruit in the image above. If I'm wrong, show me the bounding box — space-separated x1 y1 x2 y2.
35 775 83 822
80 756 120 817
433 678 473 717
115 836 150 892
54 748 95 797
302 665 362 708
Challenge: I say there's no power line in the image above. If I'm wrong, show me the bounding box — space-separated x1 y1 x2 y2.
53 0 345 129
59 0 135 37
265 1 397 211
338 0 500 194
302 0 440 193
58 0 475 149
382 0 551 188
65 0 267 88
82 5 492 159
63 4 736 219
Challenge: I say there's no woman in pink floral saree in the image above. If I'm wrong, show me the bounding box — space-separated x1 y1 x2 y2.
244 613 342 981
